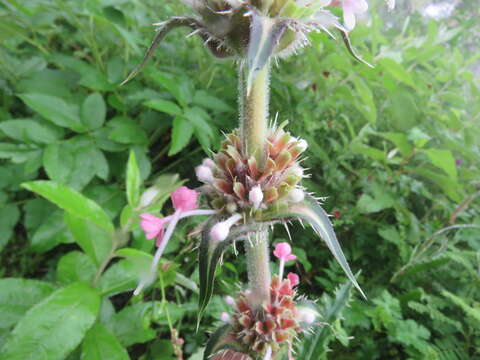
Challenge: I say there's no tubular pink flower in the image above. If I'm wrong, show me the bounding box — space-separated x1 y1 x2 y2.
273 242 297 262
171 186 199 211
287 272 300 287
140 213 170 243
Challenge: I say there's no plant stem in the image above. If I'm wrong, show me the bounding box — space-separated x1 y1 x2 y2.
245 229 271 309
239 63 270 168
239 61 272 308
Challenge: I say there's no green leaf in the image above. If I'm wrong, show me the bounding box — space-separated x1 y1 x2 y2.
299 280 353 360
409 168 461 202
18 94 85 132
104 303 156 347
192 91 232 113
0 203 20 252
126 150 141 207
81 323 130 360
352 77 377 124
0 278 56 331
99 259 142 296
108 118 148 145
56 251 96 285
81 93 106 130
0 119 63 144
0 282 101 360
356 184 395 214
169 116 194 156
264 195 366 299
65 213 113 267
441 290 480 323
30 210 73 253
22 180 115 234
423 148 458 180
246 14 287 93
376 132 413 157
184 107 214 154
143 99 182 116
379 58 415 88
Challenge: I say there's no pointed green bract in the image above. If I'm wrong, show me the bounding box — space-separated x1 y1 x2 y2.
246 13 287 94
204 324 245 360
263 194 366 299
299 280 353 359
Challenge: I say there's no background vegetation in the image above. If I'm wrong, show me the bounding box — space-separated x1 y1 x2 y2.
0 0 479 359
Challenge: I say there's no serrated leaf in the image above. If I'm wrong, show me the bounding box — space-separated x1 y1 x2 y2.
126 150 141 207
22 180 115 234
0 278 56 331
56 251 96 285
81 323 130 360
423 148 458 180
65 212 113 267
169 116 194 156
0 282 101 360
18 93 85 132
264 195 365 299
143 98 182 116
81 93 106 131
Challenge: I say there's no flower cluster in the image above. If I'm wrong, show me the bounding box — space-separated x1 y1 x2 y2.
217 242 316 358
195 126 308 216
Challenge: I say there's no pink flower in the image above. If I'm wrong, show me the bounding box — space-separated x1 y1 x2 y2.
287 273 300 287
140 213 169 242
171 186 199 211
273 242 297 262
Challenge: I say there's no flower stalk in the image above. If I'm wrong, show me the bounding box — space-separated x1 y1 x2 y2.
245 228 271 309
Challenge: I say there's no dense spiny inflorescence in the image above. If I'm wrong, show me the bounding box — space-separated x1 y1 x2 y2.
232 275 301 355
196 125 308 215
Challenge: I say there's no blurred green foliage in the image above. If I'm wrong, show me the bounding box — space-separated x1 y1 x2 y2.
0 0 479 359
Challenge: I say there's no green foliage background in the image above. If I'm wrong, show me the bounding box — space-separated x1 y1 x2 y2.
0 0 479 359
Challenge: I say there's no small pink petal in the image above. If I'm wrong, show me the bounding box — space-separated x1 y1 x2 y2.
287 273 300 286
140 213 168 240
286 254 297 261
171 186 199 212
155 228 165 247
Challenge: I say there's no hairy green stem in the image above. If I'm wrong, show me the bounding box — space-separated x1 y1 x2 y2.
245 229 271 309
239 63 270 167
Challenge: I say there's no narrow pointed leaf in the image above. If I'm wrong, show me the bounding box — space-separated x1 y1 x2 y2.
198 219 252 327
121 17 201 85
299 280 353 360
339 30 373 68
204 324 246 360
263 194 366 299
246 13 287 93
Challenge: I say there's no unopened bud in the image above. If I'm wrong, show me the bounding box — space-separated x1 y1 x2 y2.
195 165 214 183
290 165 304 178
210 214 242 241
288 188 305 203
297 139 308 151
140 187 160 208
202 158 215 169
224 295 235 306
248 186 263 209
298 307 317 324
220 312 230 323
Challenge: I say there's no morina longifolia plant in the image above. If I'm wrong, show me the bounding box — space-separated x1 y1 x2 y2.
125 0 394 359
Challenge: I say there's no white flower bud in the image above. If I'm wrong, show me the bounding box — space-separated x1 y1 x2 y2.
224 295 235 306
288 188 305 203
210 214 242 241
298 307 317 324
202 158 215 169
220 312 230 323
140 187 160 208
290 165 305 178
195 165 214 183
226 202 237 214
248 186 263 209
297 139 308 151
